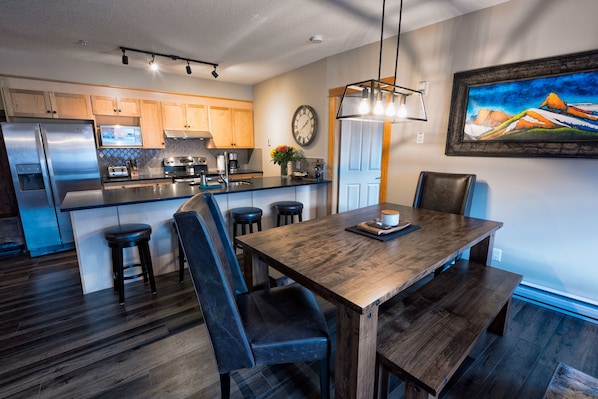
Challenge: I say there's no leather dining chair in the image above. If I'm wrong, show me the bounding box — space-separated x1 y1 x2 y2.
413 171 476 216
173 193 330 399
413 171 476 274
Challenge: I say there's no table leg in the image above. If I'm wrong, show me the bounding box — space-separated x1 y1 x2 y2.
469 233 495 265
335 303 379 399
241 247 269 291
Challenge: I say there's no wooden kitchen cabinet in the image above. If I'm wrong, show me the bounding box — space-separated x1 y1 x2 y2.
91 95 141 117
209 106 254 148
161 102 209 131
2 88 93 119
139 100 165 148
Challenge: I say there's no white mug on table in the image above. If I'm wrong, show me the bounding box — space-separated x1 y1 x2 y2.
381 210 400 226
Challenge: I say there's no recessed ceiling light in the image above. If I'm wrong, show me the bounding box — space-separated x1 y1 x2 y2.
309 35 324 44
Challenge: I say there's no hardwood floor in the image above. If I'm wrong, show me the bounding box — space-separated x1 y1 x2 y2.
0 250 596 398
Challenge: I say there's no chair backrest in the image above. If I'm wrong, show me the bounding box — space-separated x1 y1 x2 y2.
412 171 476 216
174 193 254 373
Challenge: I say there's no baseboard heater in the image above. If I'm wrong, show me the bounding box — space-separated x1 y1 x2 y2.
514 283 598 324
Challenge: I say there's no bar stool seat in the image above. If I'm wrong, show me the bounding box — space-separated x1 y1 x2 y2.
274 201 303 226
231 207 263 249
104 223 156 305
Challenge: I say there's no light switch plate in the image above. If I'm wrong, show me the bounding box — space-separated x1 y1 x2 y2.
416 132 424 144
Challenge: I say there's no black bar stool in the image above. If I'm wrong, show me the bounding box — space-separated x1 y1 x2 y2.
104 223 157 305
171 219 185 282
274 201 303 226
231 207 263 249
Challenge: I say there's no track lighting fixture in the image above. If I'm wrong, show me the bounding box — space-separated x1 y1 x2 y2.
119 46 218 78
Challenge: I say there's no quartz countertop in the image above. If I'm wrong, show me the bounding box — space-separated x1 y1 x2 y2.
62 176 329 212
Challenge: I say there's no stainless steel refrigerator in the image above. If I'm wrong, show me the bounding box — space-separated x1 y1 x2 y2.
1 122 101 256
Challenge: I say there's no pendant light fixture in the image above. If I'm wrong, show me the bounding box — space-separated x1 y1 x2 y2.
336 0 427 123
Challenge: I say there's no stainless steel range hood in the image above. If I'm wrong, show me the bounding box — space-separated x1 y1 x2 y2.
164 129 213 139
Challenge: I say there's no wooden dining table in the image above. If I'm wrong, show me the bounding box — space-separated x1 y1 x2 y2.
236 202 503 399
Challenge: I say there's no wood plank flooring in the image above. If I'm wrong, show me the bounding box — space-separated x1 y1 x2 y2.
0 250 596 398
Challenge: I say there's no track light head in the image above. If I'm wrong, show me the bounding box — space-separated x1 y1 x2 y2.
186 61 192 75
211 66 218 79
121 49 128 65
149 55 158 71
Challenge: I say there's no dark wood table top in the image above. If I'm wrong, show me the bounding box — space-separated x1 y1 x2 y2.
237 202 503 314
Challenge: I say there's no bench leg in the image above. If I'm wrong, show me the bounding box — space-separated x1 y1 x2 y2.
488 298 511 336
375 361 390 399
405 381 436 399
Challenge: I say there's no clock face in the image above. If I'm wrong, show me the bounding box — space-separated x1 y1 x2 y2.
292 105 317 146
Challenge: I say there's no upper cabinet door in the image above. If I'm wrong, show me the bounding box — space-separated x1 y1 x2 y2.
2 88 92 119
91 96 140 117
161 102 187 130
209 106 233 148
50 92 93 119
3 88 54 118
185 103 209 131
233 108 254 148
139 100 165 148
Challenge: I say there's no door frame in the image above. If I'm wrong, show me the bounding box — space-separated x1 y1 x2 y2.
327 82 392 213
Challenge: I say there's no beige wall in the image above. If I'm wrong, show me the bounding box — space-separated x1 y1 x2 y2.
253 0 598 306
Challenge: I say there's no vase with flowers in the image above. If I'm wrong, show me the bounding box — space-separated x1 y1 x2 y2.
270 145 302 176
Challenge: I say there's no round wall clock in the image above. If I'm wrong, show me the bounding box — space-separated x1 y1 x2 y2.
292 105 318 146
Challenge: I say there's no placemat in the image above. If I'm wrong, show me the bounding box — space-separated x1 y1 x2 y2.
345 224 421 242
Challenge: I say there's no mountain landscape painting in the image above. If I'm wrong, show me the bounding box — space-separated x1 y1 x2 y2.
463 70 598 142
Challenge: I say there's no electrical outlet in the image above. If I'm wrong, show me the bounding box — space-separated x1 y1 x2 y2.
492 248 502 262
416 132 424 144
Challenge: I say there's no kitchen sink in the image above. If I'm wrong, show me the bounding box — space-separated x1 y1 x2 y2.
228 180 252 186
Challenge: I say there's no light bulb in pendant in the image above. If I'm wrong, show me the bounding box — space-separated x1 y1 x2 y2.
359 89 370 114
386 98 396 117
397 103 407 118
373 93 384 115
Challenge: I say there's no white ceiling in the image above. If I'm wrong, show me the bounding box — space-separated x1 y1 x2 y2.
0 0 511 85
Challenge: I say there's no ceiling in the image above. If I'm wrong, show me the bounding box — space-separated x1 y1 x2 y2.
0 0 511 86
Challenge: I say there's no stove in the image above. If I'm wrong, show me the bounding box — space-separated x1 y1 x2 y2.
163 156 208 181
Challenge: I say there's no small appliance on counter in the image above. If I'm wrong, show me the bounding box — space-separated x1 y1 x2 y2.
107 165 129 178
228 152 239 173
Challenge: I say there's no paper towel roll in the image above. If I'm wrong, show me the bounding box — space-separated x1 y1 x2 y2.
217 155 225 172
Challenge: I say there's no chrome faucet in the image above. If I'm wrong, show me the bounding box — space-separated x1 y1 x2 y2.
219 151 229 187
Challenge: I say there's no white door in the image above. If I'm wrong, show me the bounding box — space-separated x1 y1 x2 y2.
338 121 383 212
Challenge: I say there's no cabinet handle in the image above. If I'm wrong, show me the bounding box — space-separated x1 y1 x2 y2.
52 110 57 114
114 109 118 112
118 109 122 112
47 110 52 114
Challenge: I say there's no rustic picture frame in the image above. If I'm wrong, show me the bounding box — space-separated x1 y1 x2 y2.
445 50 598 158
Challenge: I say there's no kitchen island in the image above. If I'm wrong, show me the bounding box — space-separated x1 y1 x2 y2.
62 177 330 294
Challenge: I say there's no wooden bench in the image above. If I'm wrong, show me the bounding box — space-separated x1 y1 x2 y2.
376 259 523 399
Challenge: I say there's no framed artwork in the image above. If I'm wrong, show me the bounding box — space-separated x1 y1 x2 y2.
445 50 598 158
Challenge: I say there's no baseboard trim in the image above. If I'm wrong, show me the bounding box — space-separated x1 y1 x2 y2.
514 283 598 324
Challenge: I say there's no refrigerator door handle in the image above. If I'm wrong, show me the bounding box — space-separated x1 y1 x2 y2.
34 126 55 208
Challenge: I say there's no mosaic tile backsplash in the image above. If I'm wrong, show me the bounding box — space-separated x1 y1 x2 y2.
97 139 261 177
